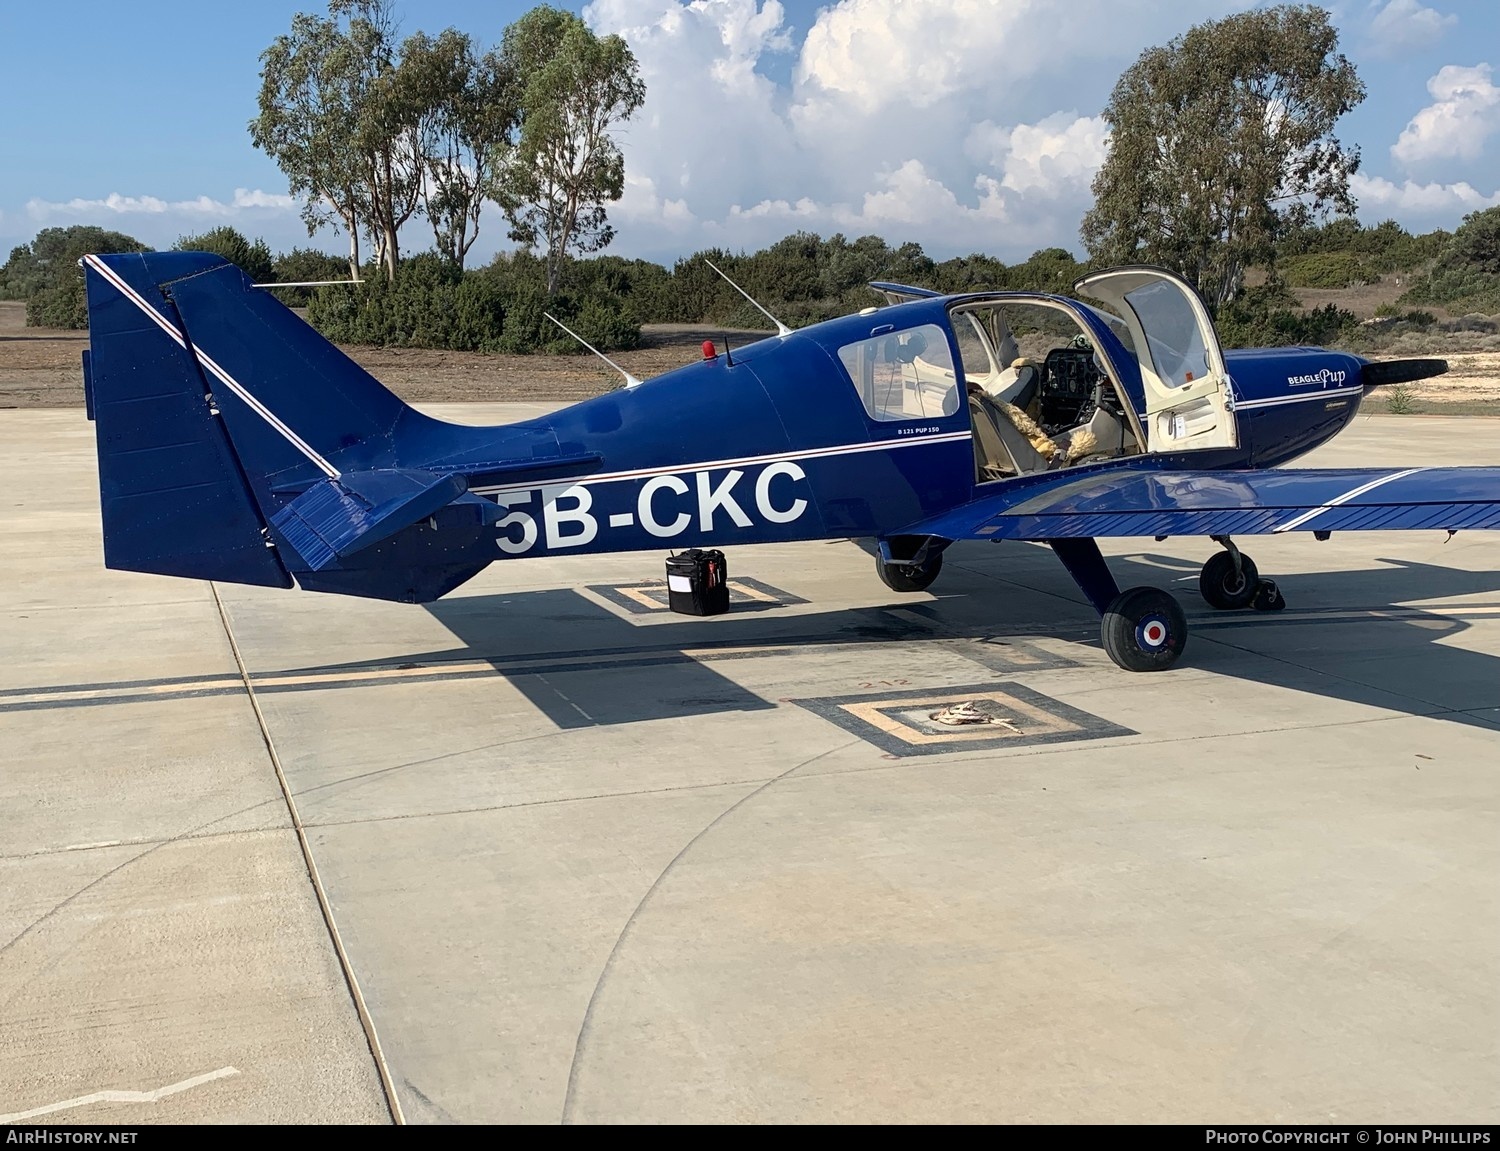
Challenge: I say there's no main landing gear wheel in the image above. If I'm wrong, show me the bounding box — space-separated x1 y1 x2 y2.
876 551 943 592
1199 549 1260 610
1102 586 1188 672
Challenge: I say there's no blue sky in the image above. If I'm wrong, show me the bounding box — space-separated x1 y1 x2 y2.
2 1 1496 266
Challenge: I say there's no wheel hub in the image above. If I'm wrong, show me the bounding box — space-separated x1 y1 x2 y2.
1137 616 1170 650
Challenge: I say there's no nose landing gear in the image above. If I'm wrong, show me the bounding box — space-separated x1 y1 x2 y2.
1201 535 1284 612
874 535 946 592
875 551 944 592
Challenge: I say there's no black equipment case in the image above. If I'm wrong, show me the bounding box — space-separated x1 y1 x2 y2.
665 549 729 616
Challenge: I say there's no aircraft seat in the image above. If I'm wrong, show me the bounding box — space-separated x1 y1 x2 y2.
984 358 1040 409
1054 384 1136 461
969 393 1050 481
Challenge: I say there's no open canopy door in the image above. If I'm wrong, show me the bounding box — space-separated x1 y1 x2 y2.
1074 266 1238 452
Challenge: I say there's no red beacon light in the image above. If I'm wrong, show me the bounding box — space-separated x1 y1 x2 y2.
701 340 717 360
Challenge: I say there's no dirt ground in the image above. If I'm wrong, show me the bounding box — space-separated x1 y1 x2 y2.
0 300 753 408
3 298 1497 413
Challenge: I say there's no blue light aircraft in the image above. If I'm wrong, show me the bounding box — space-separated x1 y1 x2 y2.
80 251 1489 672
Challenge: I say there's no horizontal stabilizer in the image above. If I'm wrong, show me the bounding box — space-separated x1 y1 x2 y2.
1362 358 1448 390
424 450 603 484
271 468 467 571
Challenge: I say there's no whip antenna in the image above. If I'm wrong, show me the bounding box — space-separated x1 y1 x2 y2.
251 278 364 288
544 312 643 389
704 259 793 338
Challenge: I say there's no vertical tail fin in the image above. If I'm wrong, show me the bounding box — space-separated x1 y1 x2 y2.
83 252 502 602
83 251 291 586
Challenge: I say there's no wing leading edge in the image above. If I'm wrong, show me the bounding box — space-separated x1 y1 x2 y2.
905 466 1500 542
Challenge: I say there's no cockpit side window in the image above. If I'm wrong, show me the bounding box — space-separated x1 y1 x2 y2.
951 313 998 391
1078 303 1138 357
1122 280 1210 387
837 323 959 422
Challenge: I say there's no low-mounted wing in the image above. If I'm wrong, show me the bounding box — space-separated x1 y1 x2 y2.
906 466 1500 542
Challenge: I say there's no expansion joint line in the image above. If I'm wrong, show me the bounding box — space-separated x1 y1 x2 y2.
210 583 406 1126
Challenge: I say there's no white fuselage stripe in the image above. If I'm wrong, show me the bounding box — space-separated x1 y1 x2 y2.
1272 467 1427 532
1234 385 1364 410
84 255 340 478
470 430 975 495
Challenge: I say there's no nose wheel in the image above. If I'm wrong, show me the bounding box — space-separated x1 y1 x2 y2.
1200 537 1285 611
1199 549 1259 610
875 551 943 592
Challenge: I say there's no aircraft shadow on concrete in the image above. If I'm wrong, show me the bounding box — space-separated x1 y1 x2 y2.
410 586 974 730
260 543 1500 735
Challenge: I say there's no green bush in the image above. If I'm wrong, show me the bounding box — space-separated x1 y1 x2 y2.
1217 285 1357 347
26 280 89 328
1 225 146 327
304 251 639 354
1399 206 1500 313
263 248 353 304
1280 251 1366 288
173 226 274 282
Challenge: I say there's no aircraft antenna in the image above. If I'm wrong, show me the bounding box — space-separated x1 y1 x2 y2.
704 259 793 338
544 312 643 389
252 278 364 288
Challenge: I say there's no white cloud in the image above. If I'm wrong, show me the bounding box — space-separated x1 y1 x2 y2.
581 0 1195 260
838 160 1005 229
1352 171 1500 216
709 132 1112 257
1364 0 1457 57
987 113 1111 197
728 197 821 221
612 172 698 231
1391 63 1500 167
26 188 296 221
795 0 1004 113
583 1 801 229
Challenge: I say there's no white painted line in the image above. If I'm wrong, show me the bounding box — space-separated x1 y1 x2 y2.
0 1066 239 1122
1272 468 1427 533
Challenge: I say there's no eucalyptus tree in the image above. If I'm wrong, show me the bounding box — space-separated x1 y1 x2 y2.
403 28 517 270
251 7 368 277
1081 5 1365 309
251 0 424 281
492 6 646 294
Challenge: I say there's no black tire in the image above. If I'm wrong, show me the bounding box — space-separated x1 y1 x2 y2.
876 551 943 592
1199 550 1259 610
1101 586 1188 672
